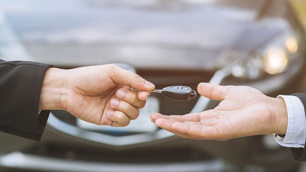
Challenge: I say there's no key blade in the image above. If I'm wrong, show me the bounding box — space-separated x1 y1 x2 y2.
130 87 162 93
151 89 162 93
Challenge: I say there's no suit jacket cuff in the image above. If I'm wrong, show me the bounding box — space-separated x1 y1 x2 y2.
290 93 306 160
0 60 52 141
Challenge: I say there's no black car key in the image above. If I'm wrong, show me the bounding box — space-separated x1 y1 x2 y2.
131 86 197 101
157 86 197 101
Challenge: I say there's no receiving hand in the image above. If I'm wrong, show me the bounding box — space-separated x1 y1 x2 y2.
40 64 155 127
151 83 287 140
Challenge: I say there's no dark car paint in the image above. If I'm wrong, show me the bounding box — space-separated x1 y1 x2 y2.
0 0 305 172
2 0 300 70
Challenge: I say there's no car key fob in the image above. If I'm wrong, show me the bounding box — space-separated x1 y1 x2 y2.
130 85 197 101
159 86 197 101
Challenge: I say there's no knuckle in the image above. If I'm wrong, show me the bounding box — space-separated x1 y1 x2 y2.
127 92 138 102
113 111 130 126
106 64 119 71
131 72 141 80
138 100 146 109
104 64 120 78
113 111 124 121
130 109 140 120
121 119 130 127
105 64 120 76
118 101 128 109
134 74 142 81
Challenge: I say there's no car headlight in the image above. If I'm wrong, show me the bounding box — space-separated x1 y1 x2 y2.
231 32 302 80
263 47 288 75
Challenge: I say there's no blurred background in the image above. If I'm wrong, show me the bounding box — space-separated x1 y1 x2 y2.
290 1 306 171
292 0 306 28
1 0 306 172
292 0 306 96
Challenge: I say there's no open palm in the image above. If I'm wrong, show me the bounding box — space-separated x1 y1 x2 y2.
151 83 287 140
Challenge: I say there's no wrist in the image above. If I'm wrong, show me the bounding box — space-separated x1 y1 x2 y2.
270 97 288 135
39 68 68 111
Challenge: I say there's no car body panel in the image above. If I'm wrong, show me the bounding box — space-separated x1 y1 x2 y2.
1 0 295 70
0 0 305 172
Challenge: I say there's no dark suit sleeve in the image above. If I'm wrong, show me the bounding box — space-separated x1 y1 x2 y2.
0 59 52 141
290 93 306 160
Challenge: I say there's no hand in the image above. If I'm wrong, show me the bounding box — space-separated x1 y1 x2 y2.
39 64 155 127
151 83 287 141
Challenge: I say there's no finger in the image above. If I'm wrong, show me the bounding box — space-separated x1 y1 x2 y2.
197 83 231 101
154 118 177 131
112 122 125 127
162 127 190 139
150 113 168 123
107 110 130 127
168 113 201 123
171 122 201 138
116 88 146 109
171 121 220 140
138 91 151 101
153 117 208 139
150 113 183 123
154 118 193 138
151 119 186 138
150 113 201 123
110 98 140 120
107 65 155 91
154 117 220 140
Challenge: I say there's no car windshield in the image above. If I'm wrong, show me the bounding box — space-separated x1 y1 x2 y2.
0 0 289 70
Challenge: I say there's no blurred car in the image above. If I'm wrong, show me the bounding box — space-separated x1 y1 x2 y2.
0 0 305 171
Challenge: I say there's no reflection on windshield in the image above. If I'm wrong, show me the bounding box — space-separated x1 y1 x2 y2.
2 0 255 49
0 0 288 69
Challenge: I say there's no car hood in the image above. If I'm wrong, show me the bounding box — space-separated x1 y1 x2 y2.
1 0 292 70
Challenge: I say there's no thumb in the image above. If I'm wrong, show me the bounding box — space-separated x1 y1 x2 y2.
197 83 230 101
108 65 155 91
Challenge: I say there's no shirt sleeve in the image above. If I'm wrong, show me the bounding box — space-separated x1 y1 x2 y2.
273 95 306 148
0 60 52 141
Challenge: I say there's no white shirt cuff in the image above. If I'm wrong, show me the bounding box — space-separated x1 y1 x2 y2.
274 95 306 148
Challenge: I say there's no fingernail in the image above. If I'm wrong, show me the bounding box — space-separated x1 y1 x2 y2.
117 89 126 99
145 81 155 88
107 110 114 118
110 98 119 108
